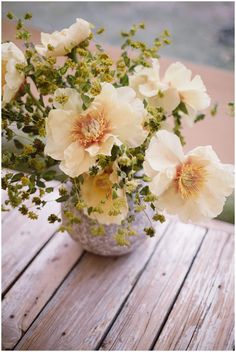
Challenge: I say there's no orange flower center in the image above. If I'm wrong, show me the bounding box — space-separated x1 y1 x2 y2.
71 111 109 148
174 160 207 199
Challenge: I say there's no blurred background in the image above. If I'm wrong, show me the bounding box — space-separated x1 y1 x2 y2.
2 1 234 70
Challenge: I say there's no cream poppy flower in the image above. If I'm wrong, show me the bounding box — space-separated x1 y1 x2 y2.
2 42 26 105
144 130 234 223
35 18 91 57
45 83 148 177
130 59 210 118
53 87 83 111
80 165 128 225
129 59 165 100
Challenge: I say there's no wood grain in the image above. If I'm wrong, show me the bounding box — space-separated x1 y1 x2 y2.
15 221 170 350
2 232 83 350
154 228 234 351
99 222 206 350
2 197 61 295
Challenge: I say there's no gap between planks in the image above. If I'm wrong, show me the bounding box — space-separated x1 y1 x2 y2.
15 221 206 350
2 183 61 295
153 228 234 351
99 223 207 351
2 231 84 350
15 220 170 350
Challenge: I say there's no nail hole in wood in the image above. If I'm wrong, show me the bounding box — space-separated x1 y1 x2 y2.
10 314 14 319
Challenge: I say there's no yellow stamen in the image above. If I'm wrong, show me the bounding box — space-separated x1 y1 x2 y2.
71 110 109 148
174 160 207 199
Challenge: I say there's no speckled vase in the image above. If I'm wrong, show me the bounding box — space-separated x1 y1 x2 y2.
61 200 150 257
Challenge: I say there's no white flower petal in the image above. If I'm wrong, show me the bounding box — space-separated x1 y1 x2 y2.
94 83 148 148
145 130 184 172
53 88 83 112
164 62 192 89
179 104 197 127
157 185 207 223
60 142 94 177
36 18 91 57
149 169 175 196
98 134 118 155
196 187 227 221
187 145 221 164
143 160 158 178
205 163 234 197
2 42 26 104
181 90 211 111
146 133 234 223
154 87 180 112
44 109 76 160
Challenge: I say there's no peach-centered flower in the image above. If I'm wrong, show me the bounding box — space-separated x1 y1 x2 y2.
130 59 211 119
35 18 91 57
45 83 148 177
2 42 26 104
80 165 128 225
144 130 234 223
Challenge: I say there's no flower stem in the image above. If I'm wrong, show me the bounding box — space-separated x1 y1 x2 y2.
27 89 45 114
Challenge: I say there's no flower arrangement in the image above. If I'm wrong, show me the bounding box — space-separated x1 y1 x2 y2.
2 14 234 247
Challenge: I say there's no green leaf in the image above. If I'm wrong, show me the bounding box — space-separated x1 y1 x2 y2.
194 114 205 123
81 94 93 109
11 173 24 183
59 65 68 75
173 101 188 115
112 190 118 199
56 195 70 203
22 126 39 134
88 207 93 215
95 44 104 52
111 144 121 161
13 139 24 149
42 170 56 181
140 186 150 196
120 74 129 86
36 179 46 188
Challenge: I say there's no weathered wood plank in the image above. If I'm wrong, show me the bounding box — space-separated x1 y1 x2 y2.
154 228 234 351
16 221 170 351
2 231 83 350
2 199 61 294
2 182 62 295
207 219 234 234
99 222 206 350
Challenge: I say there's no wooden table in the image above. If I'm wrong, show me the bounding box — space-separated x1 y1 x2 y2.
2 188 234 351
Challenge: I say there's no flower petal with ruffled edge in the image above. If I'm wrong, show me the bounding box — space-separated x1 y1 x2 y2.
144 130 234 223
44 109 77 160
45 84 148 177
35 18 91 57
2 42 26 104
80 165 128 225
145 130 184 171
53 88 83 112
129 59 211 120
